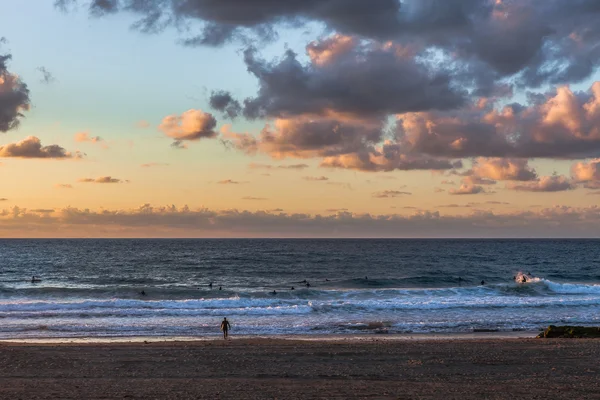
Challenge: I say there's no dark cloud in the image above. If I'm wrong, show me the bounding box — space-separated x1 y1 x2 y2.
507 175 575 192
302 176 328 181
449 184 485 195
217 179 246 184
372 190 412 198
242 196 267 201
248 163 309 170
0 54 30 132
239 41 465 120
6 203 600 238
55 184 73 189
58 0 600 90
0 136 82 159
78 176 124 183
36 67 55 84
209 90 241 119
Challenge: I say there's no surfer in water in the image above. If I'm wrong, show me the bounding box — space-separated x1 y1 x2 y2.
31 276 41 283
208 282 213 288
220 317 231 339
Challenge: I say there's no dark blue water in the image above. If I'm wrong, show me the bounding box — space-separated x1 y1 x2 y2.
0 239 599 338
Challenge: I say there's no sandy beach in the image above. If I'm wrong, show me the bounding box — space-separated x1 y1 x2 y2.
0 337 599 399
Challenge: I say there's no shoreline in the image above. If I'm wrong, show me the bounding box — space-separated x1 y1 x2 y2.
0 330 538 344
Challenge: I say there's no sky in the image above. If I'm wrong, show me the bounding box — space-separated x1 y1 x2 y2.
2 0 600 237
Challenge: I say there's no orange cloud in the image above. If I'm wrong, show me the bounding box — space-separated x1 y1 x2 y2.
506 175 575 192
372 190 412 198
159 109 217 141
449 184 485 195
74 132 103 143
78 176 125 184
0 136 82 159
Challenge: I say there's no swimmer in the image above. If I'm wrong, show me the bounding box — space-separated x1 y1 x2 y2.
291 287 295 290
208 282 213 288
140 290 147 296
219 286 222 290
521 276 527 283
272 290 277 295
481 280 485 285
306 282 311 288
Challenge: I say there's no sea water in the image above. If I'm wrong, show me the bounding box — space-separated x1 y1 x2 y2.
0 239 599 338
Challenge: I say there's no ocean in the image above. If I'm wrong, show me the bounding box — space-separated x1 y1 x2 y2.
0 239 599 339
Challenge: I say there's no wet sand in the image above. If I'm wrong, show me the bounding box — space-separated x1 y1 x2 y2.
0 338 599 399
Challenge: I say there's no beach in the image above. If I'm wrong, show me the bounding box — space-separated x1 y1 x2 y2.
1 337 599 399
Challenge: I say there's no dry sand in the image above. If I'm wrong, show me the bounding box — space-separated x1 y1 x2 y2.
0 338 599 399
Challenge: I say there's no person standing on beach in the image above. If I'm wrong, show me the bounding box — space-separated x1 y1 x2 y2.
220 317 231 339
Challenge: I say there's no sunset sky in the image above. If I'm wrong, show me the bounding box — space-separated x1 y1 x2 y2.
2 0 600 237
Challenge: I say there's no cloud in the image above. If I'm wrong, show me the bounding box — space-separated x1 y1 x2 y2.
0 54 30 132
470 158 537 182
30 209 55 213
137 120 150 128
78 176 124 184
55 184 73 189
57 1 600 90
36 67 55 84
320 143 461 172
302 176 328 181
141 162 169 167
399 83 600 159
217 179 246 184
449 184 485 195
209 90 241 119
242 196 267 201
506 175 576 192
248 163 309 170
159 109 217 142
372 190 412 198
434 188 445 193
74 132 105 146
6 202 600 238
0 136 82 159
238 39 465 120
571 159 600 186
441 180 456 185
461 175 497 186
0 198 7 201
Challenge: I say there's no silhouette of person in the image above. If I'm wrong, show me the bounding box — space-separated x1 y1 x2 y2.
140 290 146 296
219 286 222 290
365 276 368 280
208 282 213 288
325 279 330 282
291 287 295 290
481 280 485 285
306 282 311 288
220 317 231 339
31 276 35 283
272 290 277 295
